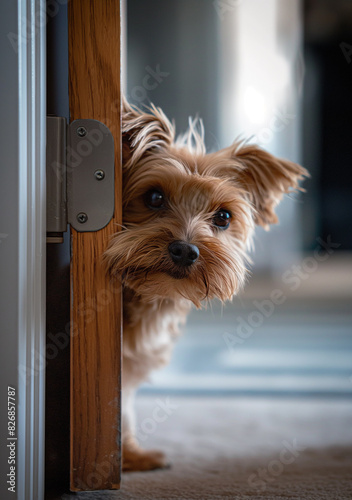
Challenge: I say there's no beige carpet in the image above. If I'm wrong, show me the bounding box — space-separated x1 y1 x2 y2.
61 395 352 500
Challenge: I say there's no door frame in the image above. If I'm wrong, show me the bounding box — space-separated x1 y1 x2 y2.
68 0 122 490
0 0 46 499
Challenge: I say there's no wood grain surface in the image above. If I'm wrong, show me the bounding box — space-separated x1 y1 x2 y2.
68 0 122 491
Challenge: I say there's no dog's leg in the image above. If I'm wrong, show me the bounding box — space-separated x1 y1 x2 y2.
122 433 168 472
121 387 169 472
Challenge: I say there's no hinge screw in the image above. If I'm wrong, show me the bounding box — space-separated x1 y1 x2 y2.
76 126 87 137
77 212 88 224
94 169 105 181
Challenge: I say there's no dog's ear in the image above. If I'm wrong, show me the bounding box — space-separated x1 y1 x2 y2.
207 142 309 229
121 96 175 168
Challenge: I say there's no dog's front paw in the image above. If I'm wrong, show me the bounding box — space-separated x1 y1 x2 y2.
123 440 170 472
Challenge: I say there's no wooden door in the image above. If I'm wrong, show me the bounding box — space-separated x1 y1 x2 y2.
68 0 122 491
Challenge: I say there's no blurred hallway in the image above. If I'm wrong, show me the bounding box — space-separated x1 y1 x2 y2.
140 253 352 398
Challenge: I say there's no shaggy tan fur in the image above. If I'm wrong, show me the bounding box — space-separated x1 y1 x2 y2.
104 97 308 471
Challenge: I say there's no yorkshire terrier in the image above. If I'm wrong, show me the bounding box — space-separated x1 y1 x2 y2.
104 97 308 472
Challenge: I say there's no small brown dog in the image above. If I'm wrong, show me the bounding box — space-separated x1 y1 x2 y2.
104 98 308 472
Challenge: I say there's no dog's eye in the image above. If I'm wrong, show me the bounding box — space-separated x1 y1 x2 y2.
213 209 231 229
144 189 165 210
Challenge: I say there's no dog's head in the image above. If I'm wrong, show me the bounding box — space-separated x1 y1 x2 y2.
104 98 308 306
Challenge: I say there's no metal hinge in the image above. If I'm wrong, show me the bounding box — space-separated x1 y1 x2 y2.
46 116 115 243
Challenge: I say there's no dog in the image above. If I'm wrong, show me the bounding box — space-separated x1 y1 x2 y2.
103 97 308 472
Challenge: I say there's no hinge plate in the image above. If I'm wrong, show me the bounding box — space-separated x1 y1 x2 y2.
67 119 115 232
46 117 115 237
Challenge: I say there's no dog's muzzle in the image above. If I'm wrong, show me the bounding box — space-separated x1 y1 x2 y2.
168 240 199 267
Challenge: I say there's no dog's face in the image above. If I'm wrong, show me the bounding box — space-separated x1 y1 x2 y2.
104 99 307 306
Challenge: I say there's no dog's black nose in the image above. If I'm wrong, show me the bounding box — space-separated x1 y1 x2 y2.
168 241 199 267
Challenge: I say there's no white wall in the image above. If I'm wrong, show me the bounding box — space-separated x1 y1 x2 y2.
218 0 304 273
